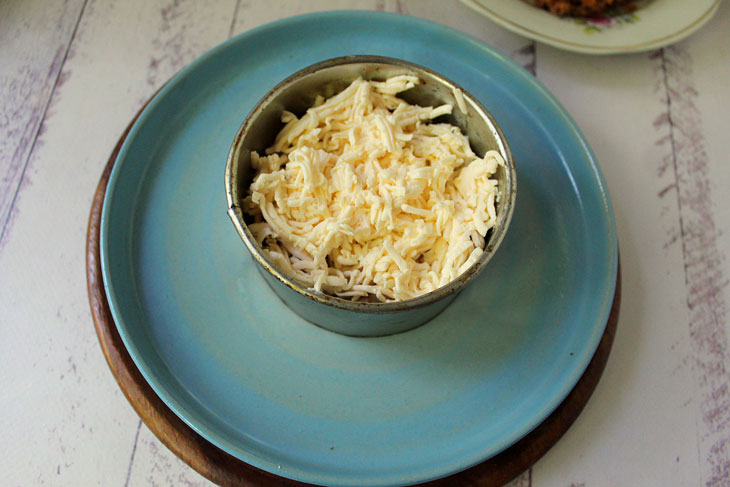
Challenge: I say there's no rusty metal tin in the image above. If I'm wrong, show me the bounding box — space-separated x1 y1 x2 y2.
225 55 516 337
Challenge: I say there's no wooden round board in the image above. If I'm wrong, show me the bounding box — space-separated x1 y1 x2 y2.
86 100 621 487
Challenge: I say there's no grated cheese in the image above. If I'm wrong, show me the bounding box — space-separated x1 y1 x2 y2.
243 75 505 302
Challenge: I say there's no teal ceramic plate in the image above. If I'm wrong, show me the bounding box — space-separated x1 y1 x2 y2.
101 11 617 487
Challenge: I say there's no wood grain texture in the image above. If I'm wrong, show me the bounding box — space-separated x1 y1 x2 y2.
654 44 730 487
0 0 86 242
86 100 620 487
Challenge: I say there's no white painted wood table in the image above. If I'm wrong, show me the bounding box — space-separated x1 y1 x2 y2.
1 1 728 486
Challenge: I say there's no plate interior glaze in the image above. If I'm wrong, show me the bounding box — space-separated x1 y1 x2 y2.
462 0 720 54
101 11 617 487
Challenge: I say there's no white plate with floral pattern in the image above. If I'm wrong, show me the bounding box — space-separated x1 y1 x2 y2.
461 0 720 54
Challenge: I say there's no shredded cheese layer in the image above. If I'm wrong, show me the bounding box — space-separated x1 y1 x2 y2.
243 75 505 302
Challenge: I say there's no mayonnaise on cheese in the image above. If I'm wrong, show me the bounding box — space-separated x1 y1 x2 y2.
243 75 504 302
